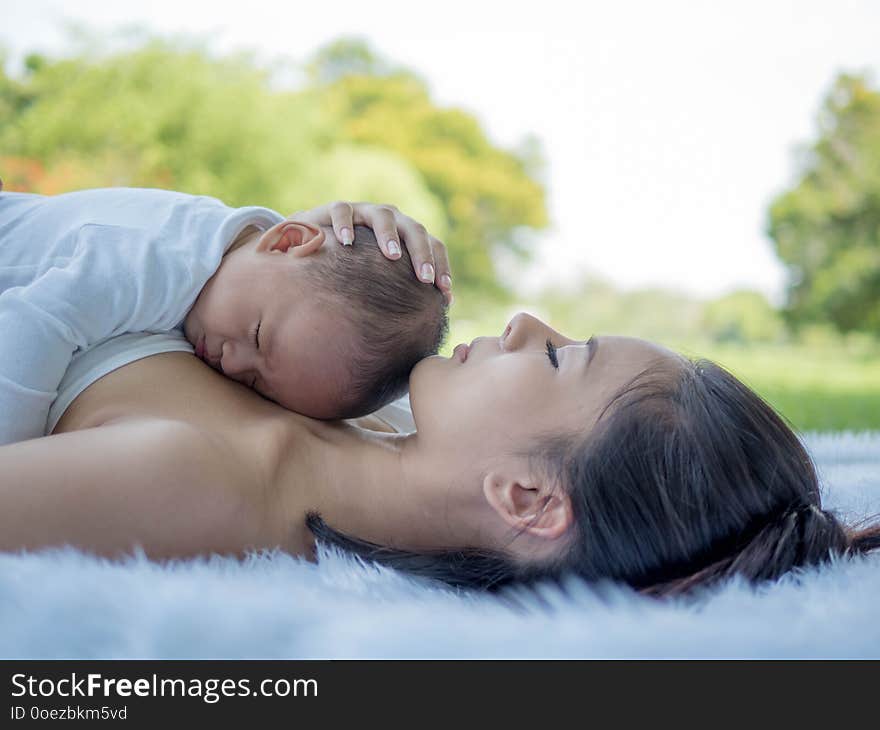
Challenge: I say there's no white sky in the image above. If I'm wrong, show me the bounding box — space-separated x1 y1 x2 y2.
3 0 880 302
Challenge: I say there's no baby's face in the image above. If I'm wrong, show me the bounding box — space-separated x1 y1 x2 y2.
183 232 355 418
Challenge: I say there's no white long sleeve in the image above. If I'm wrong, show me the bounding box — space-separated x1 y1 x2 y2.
0 188 283 444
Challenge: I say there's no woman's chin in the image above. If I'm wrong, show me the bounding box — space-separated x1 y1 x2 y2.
411 351 456 379
408 353 455 411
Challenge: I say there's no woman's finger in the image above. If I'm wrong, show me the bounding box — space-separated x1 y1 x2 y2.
397 219 436 283
327 201 355 246
430 236 453 304
355 204 401 259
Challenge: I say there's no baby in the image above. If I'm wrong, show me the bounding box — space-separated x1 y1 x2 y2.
0 187 449 445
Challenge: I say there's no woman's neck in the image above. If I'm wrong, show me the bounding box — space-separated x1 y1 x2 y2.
271 416 488 558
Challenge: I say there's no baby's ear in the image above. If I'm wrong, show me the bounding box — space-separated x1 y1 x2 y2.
256 221 326 257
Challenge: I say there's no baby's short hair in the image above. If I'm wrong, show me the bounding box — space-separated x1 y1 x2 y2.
301 225 449 419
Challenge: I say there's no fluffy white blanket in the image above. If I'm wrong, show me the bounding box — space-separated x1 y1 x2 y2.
1 432 878 658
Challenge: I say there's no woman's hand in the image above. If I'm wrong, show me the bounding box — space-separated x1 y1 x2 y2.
287 201 453 304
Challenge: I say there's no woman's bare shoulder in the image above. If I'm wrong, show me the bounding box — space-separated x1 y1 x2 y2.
56 351 287 435
57 351 302 480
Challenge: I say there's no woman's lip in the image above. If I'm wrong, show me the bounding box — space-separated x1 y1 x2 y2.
453 343 469 363
195 335 206 360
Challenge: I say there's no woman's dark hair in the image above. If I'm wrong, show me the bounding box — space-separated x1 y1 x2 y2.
307 356 880 597
302 225 448 419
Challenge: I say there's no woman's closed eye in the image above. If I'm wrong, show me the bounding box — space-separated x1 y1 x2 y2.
545 338 559 369
545 335 595 369
252 321 262 350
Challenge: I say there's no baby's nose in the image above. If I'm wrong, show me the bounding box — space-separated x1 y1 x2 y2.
220 340 250 376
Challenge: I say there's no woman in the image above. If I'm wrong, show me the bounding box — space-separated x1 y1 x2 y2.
1 305 878 598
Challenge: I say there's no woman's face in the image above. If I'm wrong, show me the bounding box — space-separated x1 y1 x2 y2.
409 312 685 463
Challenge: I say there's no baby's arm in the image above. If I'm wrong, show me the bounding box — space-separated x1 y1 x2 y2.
0 292 78 445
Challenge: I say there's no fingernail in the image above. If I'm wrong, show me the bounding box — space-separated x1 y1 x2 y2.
340 228 353 246
440 274 452 290
387 240 401 257
420 263 435 282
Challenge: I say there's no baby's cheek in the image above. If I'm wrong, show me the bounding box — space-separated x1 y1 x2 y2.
310 371 350 412
272 363 351 419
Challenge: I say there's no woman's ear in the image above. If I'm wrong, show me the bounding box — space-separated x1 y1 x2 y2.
256 221 326 257
481 471 573 540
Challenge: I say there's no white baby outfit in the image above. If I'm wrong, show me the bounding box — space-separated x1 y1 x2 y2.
0 188 283 444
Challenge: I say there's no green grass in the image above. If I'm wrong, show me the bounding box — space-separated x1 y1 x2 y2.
684 343 880 432
442 313 880 433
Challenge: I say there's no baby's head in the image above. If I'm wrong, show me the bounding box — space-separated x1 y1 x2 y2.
184 221 449 419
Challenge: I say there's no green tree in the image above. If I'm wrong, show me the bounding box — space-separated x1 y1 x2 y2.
767 72 880 335
0 40 325 208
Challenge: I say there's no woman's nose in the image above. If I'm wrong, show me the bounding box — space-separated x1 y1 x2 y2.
503 311 576 352
502 312 547 351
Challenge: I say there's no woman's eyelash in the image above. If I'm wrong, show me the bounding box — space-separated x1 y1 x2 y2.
253 322 261 349
545 336 594 369
545 338 559 369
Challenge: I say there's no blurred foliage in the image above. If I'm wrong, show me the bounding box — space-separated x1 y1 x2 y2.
533 277 705 342
0 36 547 296
768 72 880 336
1 43 323 205
700 289 786 344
